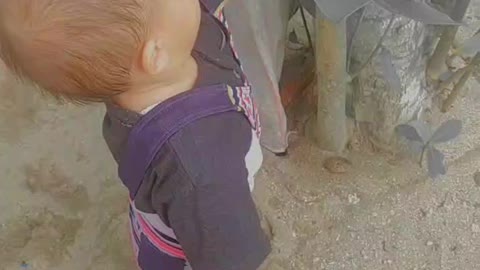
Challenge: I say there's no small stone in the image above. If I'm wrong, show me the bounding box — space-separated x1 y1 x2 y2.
474 171 480 187
323 157 351 174
382 259 393 265
348 193 360 205
447 55 467 70
426 241 434 246
472 224 480 233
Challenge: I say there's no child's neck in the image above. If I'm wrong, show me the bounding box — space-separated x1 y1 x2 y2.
114 57 198 113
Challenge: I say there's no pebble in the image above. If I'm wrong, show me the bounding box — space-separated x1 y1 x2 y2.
348 193 360 205
472 224 480 233
447 55 467 70
382 259 393 265
473 171 480 187
323 157 351 174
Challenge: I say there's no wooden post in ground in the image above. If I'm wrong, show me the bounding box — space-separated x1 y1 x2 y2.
310 8 348 152
427 0 470 80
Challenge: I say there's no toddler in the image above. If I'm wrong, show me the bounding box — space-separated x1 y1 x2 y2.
0 0 270 269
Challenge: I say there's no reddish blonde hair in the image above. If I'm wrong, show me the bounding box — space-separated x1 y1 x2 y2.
0 0 148 102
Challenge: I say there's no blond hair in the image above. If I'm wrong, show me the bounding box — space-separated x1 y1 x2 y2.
0 0 148 102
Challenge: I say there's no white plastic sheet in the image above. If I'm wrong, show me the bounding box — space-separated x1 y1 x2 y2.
225 0 292 153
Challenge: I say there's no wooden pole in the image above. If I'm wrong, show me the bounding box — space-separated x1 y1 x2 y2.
311 8 348 152
427 0 470 80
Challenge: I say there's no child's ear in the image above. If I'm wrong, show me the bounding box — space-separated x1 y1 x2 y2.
141 39 169 74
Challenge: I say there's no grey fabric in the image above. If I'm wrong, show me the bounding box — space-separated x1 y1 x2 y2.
225 0 292 153
299 0 317 15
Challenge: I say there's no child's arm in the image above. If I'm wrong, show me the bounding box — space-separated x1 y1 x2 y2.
151 112 270 270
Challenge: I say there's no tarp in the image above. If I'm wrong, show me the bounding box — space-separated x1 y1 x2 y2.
225 0 293 153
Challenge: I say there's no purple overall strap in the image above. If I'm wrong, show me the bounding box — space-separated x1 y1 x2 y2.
119 84 237 198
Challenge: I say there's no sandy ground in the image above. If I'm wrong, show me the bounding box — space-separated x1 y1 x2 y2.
1 73 480 270
2 79 480 270
2 3 480 270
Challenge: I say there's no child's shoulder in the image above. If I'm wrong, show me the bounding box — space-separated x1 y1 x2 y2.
116 83 258 193
166 109 253 177
169 108 252 154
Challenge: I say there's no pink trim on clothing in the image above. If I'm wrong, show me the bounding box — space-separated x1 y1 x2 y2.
136 212 187 259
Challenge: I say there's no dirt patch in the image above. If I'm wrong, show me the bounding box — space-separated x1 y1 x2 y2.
85 214 136 270
0 210 83 270
24 160 91 213
0 75 43 143
253 138 480 270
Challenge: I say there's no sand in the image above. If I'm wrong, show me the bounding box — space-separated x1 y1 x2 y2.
1 2 480 269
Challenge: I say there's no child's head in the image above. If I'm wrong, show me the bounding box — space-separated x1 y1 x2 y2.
0 0 201 102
